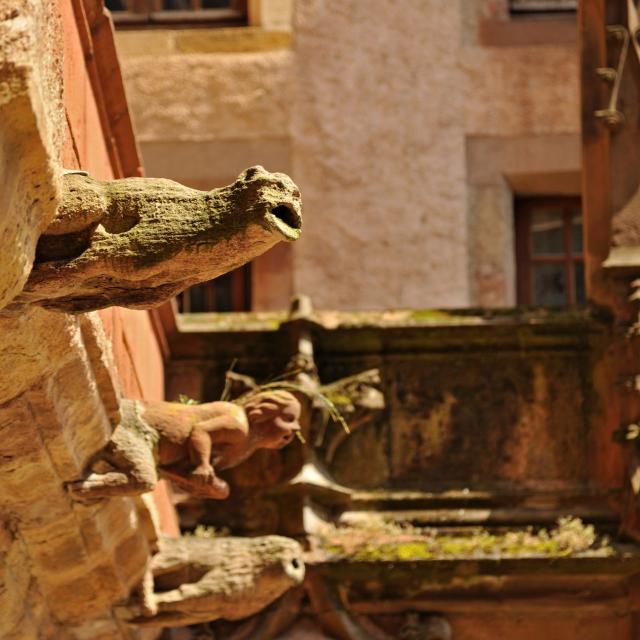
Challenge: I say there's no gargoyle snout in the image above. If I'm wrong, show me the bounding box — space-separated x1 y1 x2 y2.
265 200 302 242
282 553 306 584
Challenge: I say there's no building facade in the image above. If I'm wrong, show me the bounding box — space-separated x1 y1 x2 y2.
115 0 581 311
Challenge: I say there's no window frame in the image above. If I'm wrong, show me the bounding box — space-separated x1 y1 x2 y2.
515 196 584 306
107 0 248 28
508 0 577 15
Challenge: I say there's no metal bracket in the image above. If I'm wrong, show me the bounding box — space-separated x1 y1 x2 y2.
595 25 629 129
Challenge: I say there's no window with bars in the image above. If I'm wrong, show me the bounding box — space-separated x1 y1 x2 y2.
515 197 585 306
509 0 576 14
105 0 248 27
176 263 251 313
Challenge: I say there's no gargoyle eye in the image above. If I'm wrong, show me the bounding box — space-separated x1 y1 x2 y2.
244 166 260 180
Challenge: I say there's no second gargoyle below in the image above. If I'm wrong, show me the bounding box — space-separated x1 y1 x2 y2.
18 165 302 312
67 390 302 501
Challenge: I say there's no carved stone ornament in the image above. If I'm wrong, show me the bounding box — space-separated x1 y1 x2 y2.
120 534 305 627
67 390 302 501
14 166 302 312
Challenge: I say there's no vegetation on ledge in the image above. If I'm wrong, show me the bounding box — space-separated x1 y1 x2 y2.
315 516 612 561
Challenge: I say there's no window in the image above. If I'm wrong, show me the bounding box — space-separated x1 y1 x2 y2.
509 0 576 15
105 0 248 27
176 263 251 313
515 197 585 306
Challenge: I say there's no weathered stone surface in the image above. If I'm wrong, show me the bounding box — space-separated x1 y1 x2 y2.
0 0 63 311
80 312 123 427
120 48 292 144
124 534 305 627
0 307 157 635
16 166 301 312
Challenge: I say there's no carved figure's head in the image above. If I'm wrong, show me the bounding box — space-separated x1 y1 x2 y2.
243 390 302 449
230 166 302 242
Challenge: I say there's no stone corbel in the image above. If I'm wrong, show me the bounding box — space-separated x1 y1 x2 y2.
120 534 305 627
13 166 302 313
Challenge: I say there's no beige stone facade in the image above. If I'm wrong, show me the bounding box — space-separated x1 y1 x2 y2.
117 0 579 310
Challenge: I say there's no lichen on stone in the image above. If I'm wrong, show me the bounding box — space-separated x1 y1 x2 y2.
315 516 610 561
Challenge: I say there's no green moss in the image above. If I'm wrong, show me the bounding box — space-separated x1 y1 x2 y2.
316 517 610 562
323 393 353 406
408 310 465 323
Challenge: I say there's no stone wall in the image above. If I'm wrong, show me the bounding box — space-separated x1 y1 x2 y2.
0 311 155 640
0 0 63 310
0 2 171 637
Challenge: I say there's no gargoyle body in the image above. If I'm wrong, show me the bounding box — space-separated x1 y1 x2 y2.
17 166 302 312
67 390 302 501
123 534 305 627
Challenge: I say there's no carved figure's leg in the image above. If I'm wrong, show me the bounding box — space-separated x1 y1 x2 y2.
159 465 229 500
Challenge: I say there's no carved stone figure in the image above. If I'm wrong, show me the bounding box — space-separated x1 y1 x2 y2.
16 166 302 312
122 534 305 628
67 390 302 501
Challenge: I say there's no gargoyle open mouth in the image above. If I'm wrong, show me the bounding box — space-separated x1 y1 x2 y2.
267 203 303 241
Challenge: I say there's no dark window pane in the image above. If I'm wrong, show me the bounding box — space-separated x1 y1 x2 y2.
510 0 576 12
187 284 207 312
574 261 585 304
105 0 128 9
214 272 233 311
176 263 250 313
202 0 233 7
532 263 566 305
531 209 564 256
571 213 583 255
164 0 191 9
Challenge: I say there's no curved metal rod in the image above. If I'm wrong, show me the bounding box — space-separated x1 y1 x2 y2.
595 25 629 128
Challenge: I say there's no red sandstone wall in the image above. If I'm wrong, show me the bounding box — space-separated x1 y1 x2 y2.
58 0 179 536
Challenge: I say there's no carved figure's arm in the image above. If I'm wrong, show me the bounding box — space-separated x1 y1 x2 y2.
189 415 247 468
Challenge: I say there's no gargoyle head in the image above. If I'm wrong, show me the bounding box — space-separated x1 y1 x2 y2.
226 166 302 243
15 166 303 312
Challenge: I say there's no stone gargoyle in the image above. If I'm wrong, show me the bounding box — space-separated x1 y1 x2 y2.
121 534 305 627
67 390 302 501
15 166 302 312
